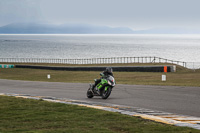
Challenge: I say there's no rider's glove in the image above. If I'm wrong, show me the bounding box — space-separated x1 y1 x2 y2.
100 73 104 77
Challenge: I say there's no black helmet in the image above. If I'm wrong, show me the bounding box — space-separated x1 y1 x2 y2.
105 67 113 74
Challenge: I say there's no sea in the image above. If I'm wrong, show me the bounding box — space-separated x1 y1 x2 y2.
0 34 200 63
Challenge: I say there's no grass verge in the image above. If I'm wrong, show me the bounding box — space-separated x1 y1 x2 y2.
0 95 199 133
0 63 200 86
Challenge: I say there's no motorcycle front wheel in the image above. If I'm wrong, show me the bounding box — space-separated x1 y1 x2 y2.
101 87 112 99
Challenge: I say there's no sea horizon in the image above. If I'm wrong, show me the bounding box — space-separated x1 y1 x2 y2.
1 34 200 64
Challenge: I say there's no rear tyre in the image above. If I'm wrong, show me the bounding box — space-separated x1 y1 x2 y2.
87 89 94 98
101 87 112 99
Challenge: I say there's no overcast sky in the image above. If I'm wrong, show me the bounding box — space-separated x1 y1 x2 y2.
0 0 200 30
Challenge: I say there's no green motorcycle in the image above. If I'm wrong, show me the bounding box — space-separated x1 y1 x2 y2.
87 74 116 99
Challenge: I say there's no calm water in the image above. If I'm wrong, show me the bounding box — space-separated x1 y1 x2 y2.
0 34 200 62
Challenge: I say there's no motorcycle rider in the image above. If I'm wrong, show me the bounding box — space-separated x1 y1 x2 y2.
92 67 114 92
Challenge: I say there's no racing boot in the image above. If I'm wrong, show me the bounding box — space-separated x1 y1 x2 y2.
95 87 100 95
93 85 100 95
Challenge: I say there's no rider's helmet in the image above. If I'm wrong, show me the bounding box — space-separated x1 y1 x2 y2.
105 67 113 75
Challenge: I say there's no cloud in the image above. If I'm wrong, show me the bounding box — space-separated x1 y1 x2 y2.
0 0 200 30
0 0 41 26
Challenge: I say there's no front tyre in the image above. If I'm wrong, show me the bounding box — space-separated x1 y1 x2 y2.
87 89 94 98
101 87 112 99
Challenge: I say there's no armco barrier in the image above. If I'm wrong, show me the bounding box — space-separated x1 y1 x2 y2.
15 65 175 72
0 64 14 68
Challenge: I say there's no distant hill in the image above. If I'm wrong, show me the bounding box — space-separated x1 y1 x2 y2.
0 23 135 34
0 23 199 34
135 28 200 34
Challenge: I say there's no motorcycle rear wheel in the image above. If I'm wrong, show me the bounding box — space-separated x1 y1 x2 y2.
87 89 94 98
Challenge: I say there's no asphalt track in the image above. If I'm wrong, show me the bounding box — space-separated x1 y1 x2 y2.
0 79 200 117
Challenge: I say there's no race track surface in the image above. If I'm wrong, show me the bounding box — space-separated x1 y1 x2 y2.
0 79 200 117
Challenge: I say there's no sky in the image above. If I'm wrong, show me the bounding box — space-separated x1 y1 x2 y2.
0 0 200 30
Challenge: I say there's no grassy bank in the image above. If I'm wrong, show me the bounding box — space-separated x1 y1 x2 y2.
0 96 198 133
0 63 200 86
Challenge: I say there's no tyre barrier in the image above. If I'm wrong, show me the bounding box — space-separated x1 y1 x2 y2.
0 64 14 68
15 65 176 72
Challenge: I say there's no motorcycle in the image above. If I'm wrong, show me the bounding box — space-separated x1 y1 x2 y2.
87 74 116 99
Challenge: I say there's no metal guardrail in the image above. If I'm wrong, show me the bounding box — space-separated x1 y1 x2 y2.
0 56 189 67
15 65 174 72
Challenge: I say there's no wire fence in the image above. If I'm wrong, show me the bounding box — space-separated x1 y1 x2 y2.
185 62 200 70
1 56 195 67
1 56 200 69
